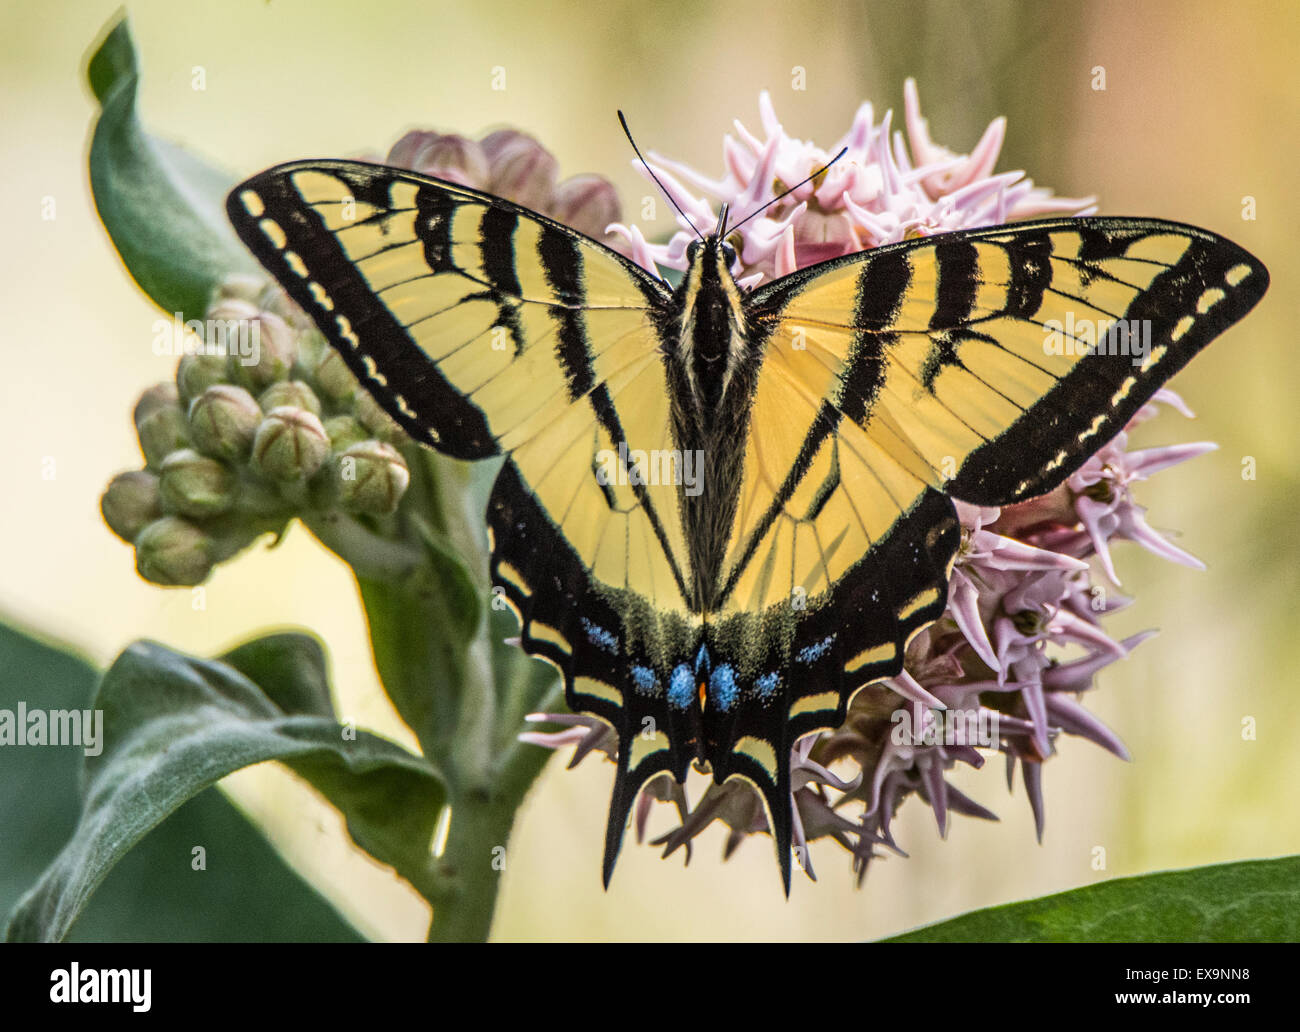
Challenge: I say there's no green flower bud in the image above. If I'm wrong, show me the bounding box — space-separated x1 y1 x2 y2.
134 516 213 586
205 297 259 327
133 382 180 429
353 390 406 443
258 379 322 417
313 347 359 404
294 328 327 369
323 415 370 452
335 441 410 514
136 400 190 470
101 471 162 543
176 351 230 402
159 448 238 517
257 284 314 332
188 384 262 460
251 406 330 481
226 309 297 391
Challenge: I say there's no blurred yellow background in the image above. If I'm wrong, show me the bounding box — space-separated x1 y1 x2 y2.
2 0 1296 941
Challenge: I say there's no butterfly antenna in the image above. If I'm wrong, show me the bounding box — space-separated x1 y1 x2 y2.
618 110 704 242
726 146 849 237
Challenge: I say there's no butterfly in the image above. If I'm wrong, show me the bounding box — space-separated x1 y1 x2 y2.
227 157 1267 891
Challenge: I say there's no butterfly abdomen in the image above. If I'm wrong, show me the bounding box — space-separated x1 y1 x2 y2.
664 237 768 613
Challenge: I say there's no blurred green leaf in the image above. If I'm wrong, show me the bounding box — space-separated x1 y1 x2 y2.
4 632 443 941
68 791 365 943
412 520 483 647
884 855 1300 942
86 13 258 320
0 621 362 942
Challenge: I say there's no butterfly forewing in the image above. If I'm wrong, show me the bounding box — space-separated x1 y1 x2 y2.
747 218 1268 505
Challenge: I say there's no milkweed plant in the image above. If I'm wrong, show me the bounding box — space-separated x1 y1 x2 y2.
4 16 1291 944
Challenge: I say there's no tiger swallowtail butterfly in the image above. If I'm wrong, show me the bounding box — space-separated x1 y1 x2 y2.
228 155 1267 891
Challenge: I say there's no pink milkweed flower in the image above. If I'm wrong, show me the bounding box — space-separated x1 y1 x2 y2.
608 81 1094 285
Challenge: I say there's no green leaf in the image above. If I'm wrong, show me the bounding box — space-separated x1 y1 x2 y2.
412 518 483 646
884 856 1300 942
219 633 448 877
357 575 464 762
4 632 444 942
86 14 258 320
69 792 365 943
0 620 361 942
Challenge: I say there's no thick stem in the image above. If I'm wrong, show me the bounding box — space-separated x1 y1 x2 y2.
425 788 517 943
302 510 425 583
327 444 553 941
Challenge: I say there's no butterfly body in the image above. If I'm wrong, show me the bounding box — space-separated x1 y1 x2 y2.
662 234 761 611
228 159 1267 890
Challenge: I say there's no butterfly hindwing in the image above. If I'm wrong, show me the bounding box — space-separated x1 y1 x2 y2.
697 485 958 887
486 456 703 885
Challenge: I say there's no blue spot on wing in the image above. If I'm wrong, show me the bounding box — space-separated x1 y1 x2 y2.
754 671 781 700
631 664 659 696
708 664 739 711
796 634 836 664
668 664 694 710
579 617 618 655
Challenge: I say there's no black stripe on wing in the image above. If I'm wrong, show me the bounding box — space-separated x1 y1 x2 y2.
228 164 490 456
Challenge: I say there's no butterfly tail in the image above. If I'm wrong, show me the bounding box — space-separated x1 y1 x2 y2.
601 734 685 889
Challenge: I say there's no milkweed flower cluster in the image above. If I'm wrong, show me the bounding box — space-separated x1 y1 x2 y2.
525 87 1212 882
387 128 624 247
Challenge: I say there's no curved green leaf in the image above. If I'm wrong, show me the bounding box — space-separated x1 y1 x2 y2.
884 856 1300 942
0 620 362 942
86 13 258 319
4 633 444 942
70 791 365 943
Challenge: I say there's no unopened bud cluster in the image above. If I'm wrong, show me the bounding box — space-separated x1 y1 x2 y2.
103 279 411 586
